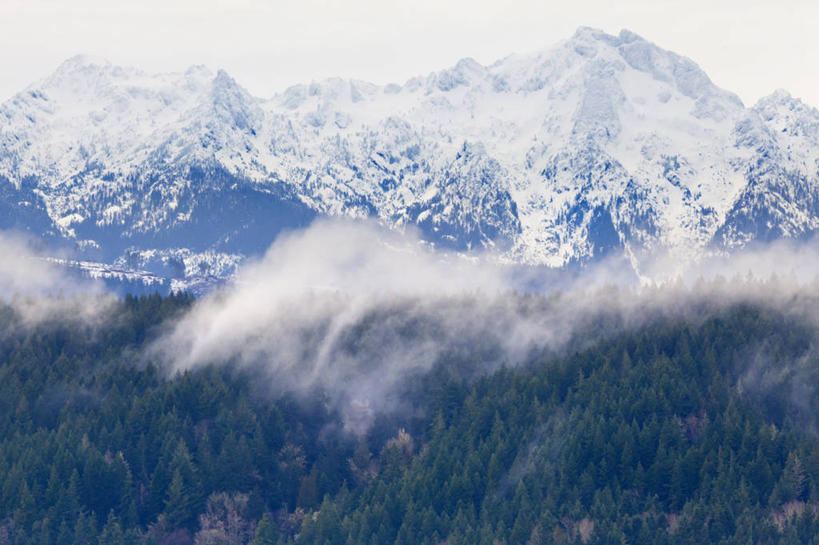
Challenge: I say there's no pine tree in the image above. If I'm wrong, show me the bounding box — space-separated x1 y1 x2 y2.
163 470 195 529
252 513 279 545
98 510 125 545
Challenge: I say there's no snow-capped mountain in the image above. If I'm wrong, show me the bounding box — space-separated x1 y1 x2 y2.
1 27 817 289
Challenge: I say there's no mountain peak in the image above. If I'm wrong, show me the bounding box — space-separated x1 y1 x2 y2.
453 57 484 73
567 27 646 49
212 68 242 91
570 26 609 41
214 68 234 81
755 88 796 107
41 55 144 95
616 28 647 44
426 56 488 92
55 54 113 73
752 88 819 138
752 89 817 117
185 64 214 78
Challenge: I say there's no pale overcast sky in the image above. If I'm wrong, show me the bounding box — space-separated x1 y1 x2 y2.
1 0 818 107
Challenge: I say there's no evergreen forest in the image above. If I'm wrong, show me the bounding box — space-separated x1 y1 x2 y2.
2 286 819 544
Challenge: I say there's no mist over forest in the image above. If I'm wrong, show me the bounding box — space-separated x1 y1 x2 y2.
2 221 819 544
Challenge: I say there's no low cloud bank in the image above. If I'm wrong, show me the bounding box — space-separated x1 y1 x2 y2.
0 231 113 325
640 238 819 287
152 220 819 432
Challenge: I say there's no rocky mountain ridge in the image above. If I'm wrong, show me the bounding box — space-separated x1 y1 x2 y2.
1 27 817 290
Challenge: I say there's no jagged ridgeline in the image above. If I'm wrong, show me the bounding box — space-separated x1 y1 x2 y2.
2 28 819 293
2 285 819 544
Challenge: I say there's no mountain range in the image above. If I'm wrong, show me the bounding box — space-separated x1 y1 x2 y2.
2 27 818 291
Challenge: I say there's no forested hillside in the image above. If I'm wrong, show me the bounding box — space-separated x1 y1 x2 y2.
2 288 819 544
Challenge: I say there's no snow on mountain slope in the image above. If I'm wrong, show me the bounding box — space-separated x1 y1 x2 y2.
713 91 819 247
1 28 817 289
